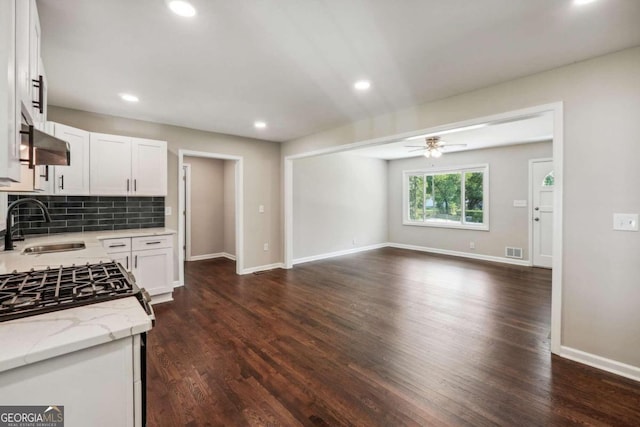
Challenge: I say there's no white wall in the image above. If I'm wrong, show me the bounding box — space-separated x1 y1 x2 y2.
283 46 640 369
293 152 388 261
388 141 552 261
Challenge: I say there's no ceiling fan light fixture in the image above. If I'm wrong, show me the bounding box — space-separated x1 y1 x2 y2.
431 149 443 158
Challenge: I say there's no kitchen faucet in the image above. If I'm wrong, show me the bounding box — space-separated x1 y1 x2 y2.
4 198 52 251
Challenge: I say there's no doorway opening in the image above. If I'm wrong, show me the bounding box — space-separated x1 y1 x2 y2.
178 150 244 284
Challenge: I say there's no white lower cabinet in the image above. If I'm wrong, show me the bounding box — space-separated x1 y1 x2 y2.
103 234 174 299
0 335 142 427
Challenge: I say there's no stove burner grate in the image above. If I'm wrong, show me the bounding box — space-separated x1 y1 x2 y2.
0 261 139 322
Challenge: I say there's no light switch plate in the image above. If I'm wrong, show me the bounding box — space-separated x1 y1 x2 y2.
513 200 527 207
613 213 638 231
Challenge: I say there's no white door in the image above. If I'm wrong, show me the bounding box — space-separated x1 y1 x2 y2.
532 159 554 268
53 123 90 194
131 138 167 196
90 133 131 195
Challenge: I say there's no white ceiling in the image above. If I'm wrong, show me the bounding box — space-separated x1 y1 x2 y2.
349 112 553 160
38 0 640 142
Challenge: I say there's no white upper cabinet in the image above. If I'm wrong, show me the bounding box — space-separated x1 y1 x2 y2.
1 0 46 186
53 122 90 195
131 138 167 196
0 0 21 184
90 133 168 196
90 133 132 195
29 0 44 125
15 0 30 121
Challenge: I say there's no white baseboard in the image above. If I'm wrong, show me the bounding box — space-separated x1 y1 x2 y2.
240 262 285 275
187 252 236 262
292 243 389 265
560 346 640 383
172 280 183 288
387 242 532 267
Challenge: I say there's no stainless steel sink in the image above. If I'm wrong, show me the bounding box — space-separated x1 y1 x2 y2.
23 241 86 255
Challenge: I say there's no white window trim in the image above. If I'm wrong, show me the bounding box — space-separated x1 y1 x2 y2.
402 163 490 231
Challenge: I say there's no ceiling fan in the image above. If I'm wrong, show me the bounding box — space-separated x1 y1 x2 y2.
405 136 467 158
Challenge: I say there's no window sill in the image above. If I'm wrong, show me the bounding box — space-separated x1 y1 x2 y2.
403 221 489 231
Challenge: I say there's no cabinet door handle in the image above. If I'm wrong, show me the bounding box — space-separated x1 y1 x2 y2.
134 255 138 269
126 255 129 270
109 243 126 248
19 125 34 169
32 75 44 114
134 179 137 192
59 175 64 190
127 179 130 192
145 241 162 245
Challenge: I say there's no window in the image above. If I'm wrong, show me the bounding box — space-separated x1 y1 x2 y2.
404 165 489 230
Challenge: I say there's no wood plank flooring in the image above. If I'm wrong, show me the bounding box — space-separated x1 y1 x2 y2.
147 248 640 426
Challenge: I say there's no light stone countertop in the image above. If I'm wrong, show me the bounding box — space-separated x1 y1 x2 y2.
0 228 176 273
0 297 152 373
0 228 174 374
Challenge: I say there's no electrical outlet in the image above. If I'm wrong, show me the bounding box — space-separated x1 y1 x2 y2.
263 243 269 251
613 213 638 231
469 241 475 249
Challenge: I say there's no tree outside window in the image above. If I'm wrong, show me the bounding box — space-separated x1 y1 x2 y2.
405 166 488 229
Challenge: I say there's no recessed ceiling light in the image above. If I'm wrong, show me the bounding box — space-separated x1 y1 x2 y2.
167 0 196 17
254 121 267 129
354 80 371 91
573 0 597 5
119 93 139 103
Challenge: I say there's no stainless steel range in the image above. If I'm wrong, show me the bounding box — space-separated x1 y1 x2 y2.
0 261 153 322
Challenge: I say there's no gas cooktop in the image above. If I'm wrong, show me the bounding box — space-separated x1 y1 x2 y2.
0 261 142 322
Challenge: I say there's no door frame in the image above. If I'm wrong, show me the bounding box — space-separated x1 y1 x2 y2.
178 150 244 283
182 163 192 261
284 102 563 355
529 158 553 268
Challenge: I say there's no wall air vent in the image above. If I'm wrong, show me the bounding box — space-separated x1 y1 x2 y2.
505 247 523 259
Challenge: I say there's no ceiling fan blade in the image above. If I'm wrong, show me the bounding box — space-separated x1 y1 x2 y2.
404 145 426 148
409 148 427 152
439 143 467 147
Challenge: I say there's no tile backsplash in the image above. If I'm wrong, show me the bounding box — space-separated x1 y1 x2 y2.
8 195 165 236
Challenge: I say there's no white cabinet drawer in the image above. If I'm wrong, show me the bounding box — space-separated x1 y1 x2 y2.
132 235 172 251
102 237 131 254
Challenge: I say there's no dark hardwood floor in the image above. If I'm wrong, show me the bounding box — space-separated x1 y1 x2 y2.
147 248 640 426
